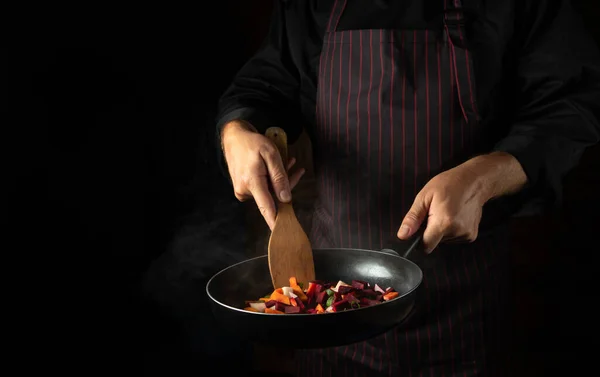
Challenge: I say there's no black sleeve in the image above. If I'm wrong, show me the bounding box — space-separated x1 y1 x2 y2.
214 2 308 181
493 0 600 208
215 1 305 141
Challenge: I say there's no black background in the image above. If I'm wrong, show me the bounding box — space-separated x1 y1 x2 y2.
14 0 600 375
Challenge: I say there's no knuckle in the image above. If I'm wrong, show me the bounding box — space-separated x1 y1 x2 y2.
438 215 454 231
452 219 466 232
259 144 276 158
233 190 247 202
244 161 267 180
241 172 258 187
271 170 287 184
247 174 266 192
232 178 246 191
241 173 252 184
404 212 421 223
466 230 478 242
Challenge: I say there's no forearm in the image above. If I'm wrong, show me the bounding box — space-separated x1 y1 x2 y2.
461 152 528 204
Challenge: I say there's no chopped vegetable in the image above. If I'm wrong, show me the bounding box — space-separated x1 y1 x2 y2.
292 287 308 301
383 291 399 301
282 286 296 297
243 277 399 315
249 302 267 312
270 290 291 305
264 308 285 314
285 306 302 314
351 280 368 290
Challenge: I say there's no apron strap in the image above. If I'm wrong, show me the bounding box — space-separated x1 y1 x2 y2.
443 0 480 125
325 0 348 33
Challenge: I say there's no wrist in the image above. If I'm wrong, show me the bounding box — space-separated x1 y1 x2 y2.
462 152 527 204
220 120 257 150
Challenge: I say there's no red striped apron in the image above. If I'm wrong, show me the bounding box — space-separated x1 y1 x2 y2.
299 0 511 376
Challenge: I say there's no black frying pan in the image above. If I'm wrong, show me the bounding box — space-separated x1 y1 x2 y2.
206 229 424 349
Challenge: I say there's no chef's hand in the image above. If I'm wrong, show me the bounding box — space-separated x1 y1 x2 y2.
221 120 305 230
397 152 528 253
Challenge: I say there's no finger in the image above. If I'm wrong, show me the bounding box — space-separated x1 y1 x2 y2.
397 193 429 240
441 235 462 243
248 176 277 230
232 176 252 202
422 218 446 254
442 234 468 243
286 157 297 171
288 168 306 190
444 238 469 244
233 190 253 202
260 146 292 203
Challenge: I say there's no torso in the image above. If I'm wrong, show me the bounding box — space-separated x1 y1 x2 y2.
295 1 514 375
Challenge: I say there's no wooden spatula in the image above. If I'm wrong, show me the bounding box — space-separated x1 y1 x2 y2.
264 127 316 289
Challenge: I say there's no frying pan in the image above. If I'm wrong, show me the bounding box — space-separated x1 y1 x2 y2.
206 229 424 349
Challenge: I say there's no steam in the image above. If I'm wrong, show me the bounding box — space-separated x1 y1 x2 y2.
142 197 253 359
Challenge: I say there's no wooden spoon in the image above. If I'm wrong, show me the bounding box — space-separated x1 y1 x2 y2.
264 127 316 289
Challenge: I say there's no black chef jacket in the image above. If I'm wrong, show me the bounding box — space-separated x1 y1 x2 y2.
216 0 600 213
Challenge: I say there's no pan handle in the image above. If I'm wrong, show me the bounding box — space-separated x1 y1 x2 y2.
380 224 426 259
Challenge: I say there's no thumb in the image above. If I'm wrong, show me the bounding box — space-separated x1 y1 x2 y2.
397 195 429 240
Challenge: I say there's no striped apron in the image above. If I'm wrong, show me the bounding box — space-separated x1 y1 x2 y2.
298 0 511 376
